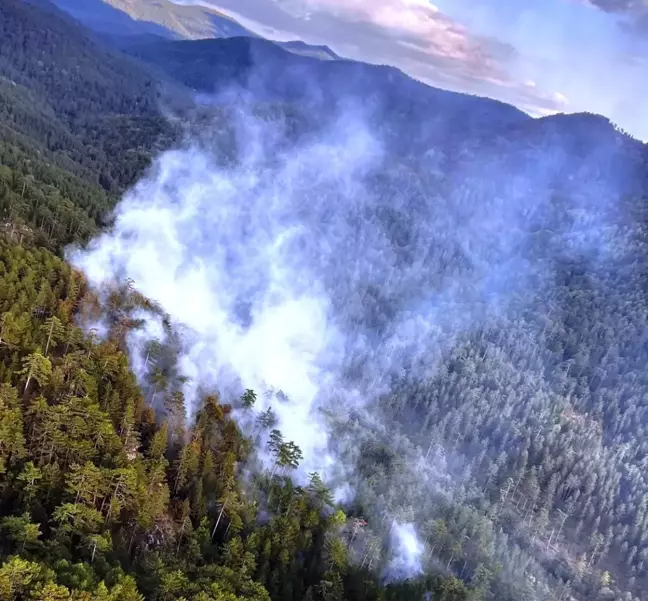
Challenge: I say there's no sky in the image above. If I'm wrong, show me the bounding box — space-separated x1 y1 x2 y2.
177 0 648 141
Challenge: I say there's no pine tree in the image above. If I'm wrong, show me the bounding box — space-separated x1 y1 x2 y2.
40 316 64 356
18 350 51 397
241 389 257 410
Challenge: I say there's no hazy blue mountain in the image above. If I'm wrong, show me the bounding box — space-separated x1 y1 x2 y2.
46 0 176 38
48 0 256 39
50 0 349 62
123 36 536 155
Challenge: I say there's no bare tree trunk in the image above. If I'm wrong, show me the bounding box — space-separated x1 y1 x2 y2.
24 373 32 396
211 502 227 539
460 559 468 578
45 322 53 356
556 512 568 542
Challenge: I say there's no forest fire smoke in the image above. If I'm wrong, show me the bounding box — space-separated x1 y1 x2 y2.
67 94 630 583
67 104 453 576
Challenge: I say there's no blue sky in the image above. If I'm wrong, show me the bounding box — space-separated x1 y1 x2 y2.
184 0 648 140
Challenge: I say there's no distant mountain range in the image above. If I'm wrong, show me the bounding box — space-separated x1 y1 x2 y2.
50 0 255 39
30 0 646 167
44 0 645 187
49 0 341 60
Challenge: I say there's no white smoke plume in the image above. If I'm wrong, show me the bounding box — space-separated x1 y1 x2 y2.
70 107 384 476
386 522 424 581
67 91 637 583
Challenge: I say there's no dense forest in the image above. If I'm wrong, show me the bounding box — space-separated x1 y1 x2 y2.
0 1 473 600
3 0 648 600
0 238 478 601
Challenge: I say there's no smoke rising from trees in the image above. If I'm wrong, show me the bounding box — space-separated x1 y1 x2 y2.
67 94 643 587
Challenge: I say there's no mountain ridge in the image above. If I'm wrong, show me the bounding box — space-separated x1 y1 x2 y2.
49 0 345 62
49 0 256 39
3 2 648 601
47 0 647 152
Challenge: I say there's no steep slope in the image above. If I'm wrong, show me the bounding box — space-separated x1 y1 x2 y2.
81 33 648 600
65 94 648 601
0 6 479 600
5 2 648 600
0 0 178 248
104 0 256 39
0 230 472 601
72 33 648 601
123 34 646 167
0 0 177 190
45 0 177 38
1 0 161 122
49 0 257 39
50 0 345 61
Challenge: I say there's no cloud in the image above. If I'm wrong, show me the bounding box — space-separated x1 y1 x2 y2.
172 0 568 116
583 0 648 31
585 0 646 12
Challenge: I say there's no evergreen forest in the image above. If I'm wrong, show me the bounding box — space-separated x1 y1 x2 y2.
2 1 648 601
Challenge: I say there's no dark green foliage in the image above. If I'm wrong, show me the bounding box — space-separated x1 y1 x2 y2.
0 0 184 259
0 237 466 601
0 0 177 208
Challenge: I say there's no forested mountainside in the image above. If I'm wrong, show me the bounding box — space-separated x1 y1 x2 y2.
0 0 182 251
43 0 176 39
1 237 474 601
122 36 529 154
0 0 177 192
1 2 470 599
2 1 648 601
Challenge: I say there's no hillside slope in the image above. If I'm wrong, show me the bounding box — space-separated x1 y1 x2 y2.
123 35 532 156
96 29 648 601
0 3 482 601
0 0 176 189
50 0 345 61
0 0 179 249
4 2 648 601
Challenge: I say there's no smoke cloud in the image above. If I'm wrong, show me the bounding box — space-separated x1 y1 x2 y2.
67 81 641 582
72 105 390 471
387 522 424 580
